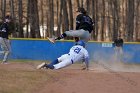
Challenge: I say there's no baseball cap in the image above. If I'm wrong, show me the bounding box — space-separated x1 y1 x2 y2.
5 15 12 22
5 15 11 19
76 7 86 14
75 40 85 47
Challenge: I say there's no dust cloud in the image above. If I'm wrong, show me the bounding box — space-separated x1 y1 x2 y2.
89 50 140 72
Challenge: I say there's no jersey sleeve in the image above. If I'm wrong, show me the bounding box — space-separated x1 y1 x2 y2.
76 14 82 30
84 49 89 58
83 49 89 69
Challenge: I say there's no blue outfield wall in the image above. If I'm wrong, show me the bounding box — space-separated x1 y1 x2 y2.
4 39 140 63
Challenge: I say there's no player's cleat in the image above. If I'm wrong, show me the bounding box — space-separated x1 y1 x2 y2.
47 37 56 43
37 62 47 69
1 61 9 64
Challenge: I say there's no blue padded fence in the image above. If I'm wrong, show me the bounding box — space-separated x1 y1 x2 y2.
1 39 139 63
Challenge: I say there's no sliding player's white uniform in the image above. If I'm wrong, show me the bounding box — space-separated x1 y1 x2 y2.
54 45 89 69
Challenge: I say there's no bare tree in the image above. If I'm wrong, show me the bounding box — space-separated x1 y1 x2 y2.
76 0 80 8
67 0 73 30
0 0 139 41
135 0 140 41
1 0 6 20
101 0 105 41
111 0 119 40
126 0 134 41
40 0 45 38
57 0 63 35
86 0 90 15
91 0 96 40
107 1 112 41
18 0 24 37
49 0 54 36
26 0 30 38
63 0 69 31
95 0 99 40
81 0 84 7
28 0 41 38
9 0 17 37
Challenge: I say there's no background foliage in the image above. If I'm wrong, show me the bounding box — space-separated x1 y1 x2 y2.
0 0 140 42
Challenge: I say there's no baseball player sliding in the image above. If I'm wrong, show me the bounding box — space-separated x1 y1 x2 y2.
47 7 94 43
37 40 89 70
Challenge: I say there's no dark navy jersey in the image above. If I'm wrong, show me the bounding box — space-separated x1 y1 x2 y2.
76 14 94 33
113 38 124 47
0 22 9 39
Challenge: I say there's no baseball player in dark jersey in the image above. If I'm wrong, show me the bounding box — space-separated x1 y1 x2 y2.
0 16 12 64
113 36 124 62
47 7 94 43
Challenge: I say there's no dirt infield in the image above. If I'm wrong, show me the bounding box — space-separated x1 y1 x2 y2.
0 61 140 93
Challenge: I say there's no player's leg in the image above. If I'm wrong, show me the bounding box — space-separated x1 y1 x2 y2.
53 59 72 69
47 29 90 43
47 33 67 43
46 59 59 69
46 54 70 69
1 38 10 64
0 38 4 55
37 54 68 69
65 29 85 37
36 62 47 69
114 47 120 62
119 47 123 62
37 59 59 69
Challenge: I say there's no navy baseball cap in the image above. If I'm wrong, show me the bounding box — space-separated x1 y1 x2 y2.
76 7 86 14
5 15 11 20
4 15 12 22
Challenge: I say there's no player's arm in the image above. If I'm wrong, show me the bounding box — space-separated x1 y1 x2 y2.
113 39 117 48
82 50 89 70
76 15 81 30
121 39 124 47
84 57 89 70
75 15 81 42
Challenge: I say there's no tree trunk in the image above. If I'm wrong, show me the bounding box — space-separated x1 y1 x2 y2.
34 0 41 38
81 0 84 7
101 0 105 41
57 0 63 36
49 0 54 36
26 0 30 38
40 0 45 38
1 0 6 20
28 0 41 38
68 0 73 30
9 0 17 37
76 0 80 8
95 0 98 41
126 0 134 41
112 0 119 41
135 0 140 41
18 0 24 37
86 0 90 15
56 0 59 36
63 0 69 31
91 0 95 40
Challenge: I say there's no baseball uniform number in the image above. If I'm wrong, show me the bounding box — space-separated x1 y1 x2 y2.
74 47 81 54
